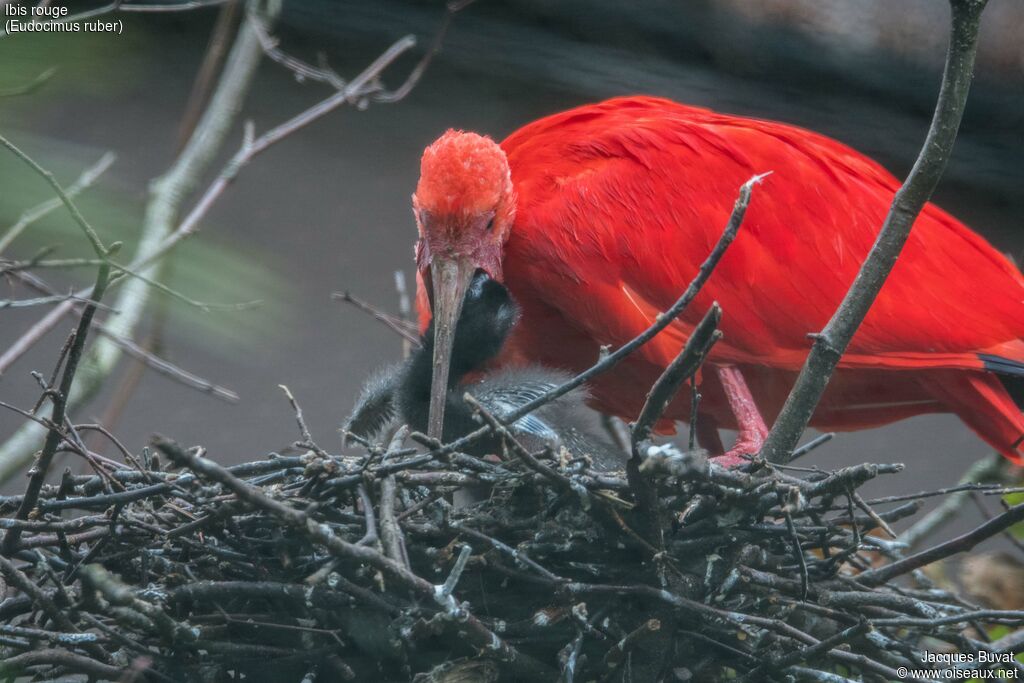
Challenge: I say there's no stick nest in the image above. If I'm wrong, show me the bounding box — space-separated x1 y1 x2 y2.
2 413 1022 683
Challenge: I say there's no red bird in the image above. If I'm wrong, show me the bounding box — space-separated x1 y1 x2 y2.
411 96 1024 464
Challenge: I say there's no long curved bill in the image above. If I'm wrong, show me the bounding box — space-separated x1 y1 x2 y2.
427 256 476 440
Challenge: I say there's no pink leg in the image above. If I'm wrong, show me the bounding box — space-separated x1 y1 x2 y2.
714 365 768 467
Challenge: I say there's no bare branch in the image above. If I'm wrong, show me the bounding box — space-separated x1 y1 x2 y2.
762 0 990 464
631 303 721 445
0 152 112 256
857 501 1024 587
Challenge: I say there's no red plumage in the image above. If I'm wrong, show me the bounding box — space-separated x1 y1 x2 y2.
413 96 1024 463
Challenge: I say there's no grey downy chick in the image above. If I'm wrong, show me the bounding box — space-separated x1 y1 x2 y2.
344 272 624 471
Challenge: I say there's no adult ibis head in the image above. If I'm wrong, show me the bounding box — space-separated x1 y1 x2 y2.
412 130 515 439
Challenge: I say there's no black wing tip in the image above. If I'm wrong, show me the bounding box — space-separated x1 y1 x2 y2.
979 353 1024 378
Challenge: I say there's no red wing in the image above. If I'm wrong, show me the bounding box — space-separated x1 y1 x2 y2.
502 96 1024 374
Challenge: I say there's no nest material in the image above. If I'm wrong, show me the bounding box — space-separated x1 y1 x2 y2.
1 413 1022 683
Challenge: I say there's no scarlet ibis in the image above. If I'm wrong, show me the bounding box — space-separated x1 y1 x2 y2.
411 96 1024 465
346 272 623 470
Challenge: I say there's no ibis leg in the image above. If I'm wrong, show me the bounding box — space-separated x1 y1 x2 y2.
714 365 768 467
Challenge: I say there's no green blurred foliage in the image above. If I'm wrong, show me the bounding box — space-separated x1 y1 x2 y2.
0 23 145 100
0 129 295 358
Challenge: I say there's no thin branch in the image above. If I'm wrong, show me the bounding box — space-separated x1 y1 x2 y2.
0 134 108 258
10 269 238 401
898 453 1006 548
762 0 990 464
332 290 420 344
2 256 113 554
0 151 114 255
631 303 721 445
858 502 1024 587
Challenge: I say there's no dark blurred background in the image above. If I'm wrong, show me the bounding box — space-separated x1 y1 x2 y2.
1 0 1022 535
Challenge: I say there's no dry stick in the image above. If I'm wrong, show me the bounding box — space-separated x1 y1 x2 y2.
851 491 896 539
432 174 765 460
626 303 724 550
857 502 1024 587
2 258 114 555
160 445 556 679
564 582 915 682
81 564 199 647
372 0 479 105
602 618 660 670
631 303 722 445
0 649 125 681
742 621 870 683
0 555 110 665
462 395 574 492
332 291 420 344
871 610 1024 628
102 332 239 402
0 555 81 635
14 269 238 401
898 453 1005 549
379 427 411 569
762 0 989 464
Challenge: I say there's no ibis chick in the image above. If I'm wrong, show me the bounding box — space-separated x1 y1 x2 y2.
345 273 624 471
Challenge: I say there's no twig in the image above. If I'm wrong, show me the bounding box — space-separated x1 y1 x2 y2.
631 303 721 445
763 0 990 464
898 453 1005 548
0 151 115 255
10 269 239 401
2 256 114 554
851 491 897 539
602 618 660 670
0 134 108 258
790 433 835 461
858 502 1024 587
0 649 124 680
379 428 411 569
332 290 419 344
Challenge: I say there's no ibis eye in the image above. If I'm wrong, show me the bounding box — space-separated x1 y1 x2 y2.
486 217 496 231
